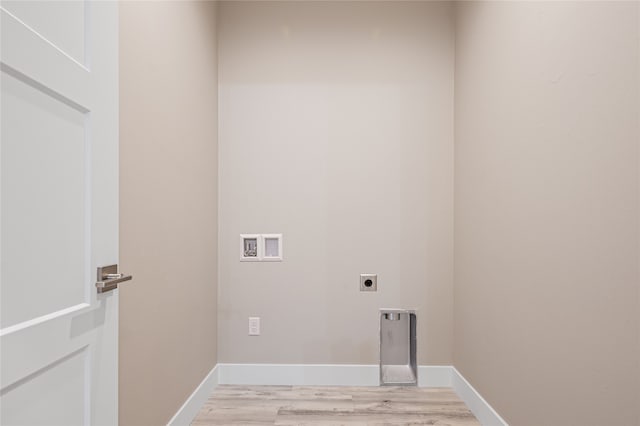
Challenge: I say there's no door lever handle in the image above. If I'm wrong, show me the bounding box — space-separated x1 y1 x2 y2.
103 273 124 279
96 265 133 293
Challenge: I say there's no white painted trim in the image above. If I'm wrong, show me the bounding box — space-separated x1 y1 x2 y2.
218 363 378 386
166 365 219 426
0 303 90 337
452 367 509 426
217 363 452 387
417 365 452 387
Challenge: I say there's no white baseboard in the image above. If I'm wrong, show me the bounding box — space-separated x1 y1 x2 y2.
218 363 379 386
418 365 452 387
166 365 219 426
217 363 452 387
166 363 507 426
452 367 508 426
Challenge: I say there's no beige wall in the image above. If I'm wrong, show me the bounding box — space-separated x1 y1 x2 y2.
454 2 640 425
119 2 218 425
117 2 639 423
218 1 454 365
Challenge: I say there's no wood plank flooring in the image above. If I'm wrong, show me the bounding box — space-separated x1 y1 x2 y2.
192 385 480 425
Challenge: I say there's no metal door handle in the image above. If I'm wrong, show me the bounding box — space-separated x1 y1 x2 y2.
96 264 132 293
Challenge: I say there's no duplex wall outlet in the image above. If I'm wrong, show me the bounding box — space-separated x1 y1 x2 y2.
249 317 260 335
360 274 377 292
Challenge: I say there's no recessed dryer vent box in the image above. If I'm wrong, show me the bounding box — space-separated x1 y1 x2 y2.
380 309 417 386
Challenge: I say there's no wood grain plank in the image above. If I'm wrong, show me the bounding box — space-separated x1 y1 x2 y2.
191 385 480 426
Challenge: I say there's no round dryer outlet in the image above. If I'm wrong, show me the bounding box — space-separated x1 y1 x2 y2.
360 274 377 292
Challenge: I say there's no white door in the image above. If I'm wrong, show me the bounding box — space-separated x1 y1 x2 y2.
1 1 120 425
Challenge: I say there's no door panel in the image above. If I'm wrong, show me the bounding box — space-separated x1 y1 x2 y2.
1 0 86 66
1 348 88 426
1 70 87 328
0 1 119 425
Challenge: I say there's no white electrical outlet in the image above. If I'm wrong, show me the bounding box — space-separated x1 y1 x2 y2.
249 317 260 336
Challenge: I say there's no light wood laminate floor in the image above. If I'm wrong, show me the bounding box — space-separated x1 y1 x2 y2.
192 385 480 425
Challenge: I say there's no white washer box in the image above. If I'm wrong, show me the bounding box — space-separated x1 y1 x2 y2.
240 234 282 262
